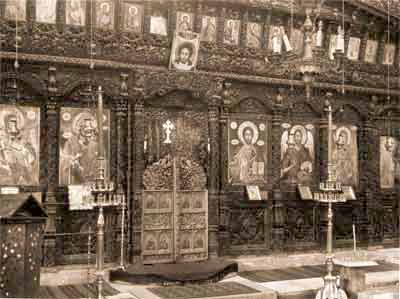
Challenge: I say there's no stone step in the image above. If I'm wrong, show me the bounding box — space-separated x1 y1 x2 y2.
365 271 399 289
356 286 399 299
223 275 321 299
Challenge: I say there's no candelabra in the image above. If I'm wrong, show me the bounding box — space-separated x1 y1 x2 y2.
314 101 348 299
90 86 123 299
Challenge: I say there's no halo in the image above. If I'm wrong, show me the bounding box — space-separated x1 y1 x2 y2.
290 125 307 145
72 112 97 135
335 126 351 145
0 107 25 130
181 13 190 20
237 121 258 145
70 0 80 9
176 41 195 57
100 2 110 11
129 5 138 16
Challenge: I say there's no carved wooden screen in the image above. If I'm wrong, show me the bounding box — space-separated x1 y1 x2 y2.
142 190 208 264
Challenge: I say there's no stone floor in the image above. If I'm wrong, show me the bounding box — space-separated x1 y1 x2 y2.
39 248 400 299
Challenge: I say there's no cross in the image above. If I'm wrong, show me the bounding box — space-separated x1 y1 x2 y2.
163 120 175 144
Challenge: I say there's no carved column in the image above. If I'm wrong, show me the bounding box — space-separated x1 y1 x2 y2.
271 102 285 250
218 105 230 255
318 117 329 248
131 71 145 263
208 92 221 259
43 67 59 266
114 73 129 261
363 119 381 245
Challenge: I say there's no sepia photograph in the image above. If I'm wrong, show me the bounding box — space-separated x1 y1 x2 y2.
0 1 399 298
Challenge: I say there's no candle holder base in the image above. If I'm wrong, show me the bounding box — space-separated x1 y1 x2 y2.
315 275 348 299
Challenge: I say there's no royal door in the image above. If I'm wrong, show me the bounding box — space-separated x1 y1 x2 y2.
141 157 208 264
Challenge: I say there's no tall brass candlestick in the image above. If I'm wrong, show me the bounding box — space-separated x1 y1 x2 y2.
97 86 105 184
96 85 105 299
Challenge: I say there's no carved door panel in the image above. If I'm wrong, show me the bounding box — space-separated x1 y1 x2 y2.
142 191 174 264
176 191 208 262
142 190 208 264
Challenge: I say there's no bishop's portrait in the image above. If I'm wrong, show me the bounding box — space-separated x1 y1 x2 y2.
0 105 40 186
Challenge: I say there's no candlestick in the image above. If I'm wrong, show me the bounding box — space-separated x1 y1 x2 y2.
97 86 105 183
353 224 356 253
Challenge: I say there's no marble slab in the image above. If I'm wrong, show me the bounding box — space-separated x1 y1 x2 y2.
357 286 399 299
365 271 399 286
334 260 379 267
261 277 324 294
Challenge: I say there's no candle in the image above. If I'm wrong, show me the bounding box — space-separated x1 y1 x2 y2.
336 25 345 52
316 20 323 47
353 224 356 253
272 27 282 54
281 27 293 52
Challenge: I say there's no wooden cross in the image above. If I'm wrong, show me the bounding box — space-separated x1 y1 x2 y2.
163 120 175 144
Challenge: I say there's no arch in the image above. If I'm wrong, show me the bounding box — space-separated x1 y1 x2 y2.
62 78 118 99
378 104 400 118
333 103 366 122
145 88 208 109
290 100 322 118
229 97 273 114
1 72 47 96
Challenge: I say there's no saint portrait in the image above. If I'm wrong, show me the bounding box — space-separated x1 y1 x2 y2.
176 12 194 32
35 0 56 24
228 120 267 185
364 40 378 64
246 22 262 48
5 0 26 21
280 124 315 185
0 105 40 186
123 3 143 33
59 107 110 185
383 43 396 65
332 126 358 186
328 34 337 60
194 232 204 249
347 37 361 61
159 233 170 250
169 31 200 72
201 16 216 42
223 19 241 45
66 0 86 26
144 234 157 251
96 1 114 29
380 136 400 189
181 233 191 250
150 11 168 36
